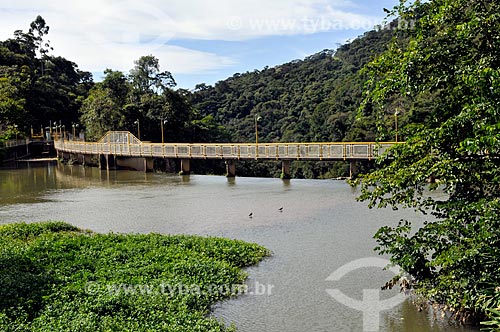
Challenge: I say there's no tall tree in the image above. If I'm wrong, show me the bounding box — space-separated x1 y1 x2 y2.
354 0 500 327
29 15 52 61
79 86 122 141
79 69 133 140
129 55 176 95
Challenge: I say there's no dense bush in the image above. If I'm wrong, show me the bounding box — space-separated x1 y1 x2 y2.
0 222 270 331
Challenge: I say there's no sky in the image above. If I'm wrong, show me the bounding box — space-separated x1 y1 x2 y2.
1 0 399 89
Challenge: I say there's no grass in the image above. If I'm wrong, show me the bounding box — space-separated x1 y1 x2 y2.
0 222 270 331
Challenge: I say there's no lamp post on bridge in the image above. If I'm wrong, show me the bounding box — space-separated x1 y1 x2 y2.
134 119 141 140
72 124 79 140
255 114 262 158
161 119 167 144
13 124 18 160
394 110 399 143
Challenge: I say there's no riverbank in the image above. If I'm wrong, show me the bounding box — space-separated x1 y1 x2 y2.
0 222 270 331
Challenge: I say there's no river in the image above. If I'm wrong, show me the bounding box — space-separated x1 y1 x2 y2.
0 163 475 332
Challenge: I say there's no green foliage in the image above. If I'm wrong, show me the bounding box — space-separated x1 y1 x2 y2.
353 0 500 326
79 85 128 141
79 56 215 144
0 221 80 240
0 222 269 331
0 16 91 137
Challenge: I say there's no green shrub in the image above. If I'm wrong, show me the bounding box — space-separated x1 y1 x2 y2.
0 222 80 241
0 222 269 331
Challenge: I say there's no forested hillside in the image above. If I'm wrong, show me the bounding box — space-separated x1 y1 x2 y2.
188 26 398 177
190 28 395 144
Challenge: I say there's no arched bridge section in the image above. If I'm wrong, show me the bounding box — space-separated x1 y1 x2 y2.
55 131 396 178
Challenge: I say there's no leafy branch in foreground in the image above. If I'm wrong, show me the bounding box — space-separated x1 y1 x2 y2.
353 0 500 326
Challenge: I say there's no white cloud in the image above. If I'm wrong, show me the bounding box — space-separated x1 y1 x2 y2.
54 38 235 75
0 0 382 77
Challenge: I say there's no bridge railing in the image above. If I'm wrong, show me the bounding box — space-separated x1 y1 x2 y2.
1 139 31 148
55 139 395 161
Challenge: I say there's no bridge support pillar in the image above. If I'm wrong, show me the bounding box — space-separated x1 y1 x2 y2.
108 155 116 170
281 160 291 179
115 157 153 172
99 154 116 170
99 154 106 170
144 157 154 173
225 160 236 178
100 154 115 170
83 154 92 166
180 159 191 175
349 161 358 179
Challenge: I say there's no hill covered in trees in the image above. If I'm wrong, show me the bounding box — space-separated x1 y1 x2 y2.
190 28 395 144
188 26 400 177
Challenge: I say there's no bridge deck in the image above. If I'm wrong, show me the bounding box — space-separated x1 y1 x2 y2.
54 132 395 161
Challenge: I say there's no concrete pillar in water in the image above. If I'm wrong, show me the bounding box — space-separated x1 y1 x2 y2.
349 161 358 179
84 154 92 166
98 154 115 170
144 157 154 173
180 159 191 175
105 155 111 170
108 155 117 170
115 157 153 172
99 154 106 170
225 160 236 178
281 160 291 179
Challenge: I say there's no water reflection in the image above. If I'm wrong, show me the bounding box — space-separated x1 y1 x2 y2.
0 163 58 205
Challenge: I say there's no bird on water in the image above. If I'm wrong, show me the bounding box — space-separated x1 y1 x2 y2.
278 207 283 212
249 212 253 218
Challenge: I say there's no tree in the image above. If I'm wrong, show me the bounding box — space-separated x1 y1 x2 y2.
29 15 52 60
0 67 29 133
129 55 176 95
79 70 132 140
101 69 130 105
0 16 91 139
79 86 123 141
354 0 500 326
79 57 201 143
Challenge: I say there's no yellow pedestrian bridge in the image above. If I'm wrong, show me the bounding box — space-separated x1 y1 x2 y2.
54 131 397 178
